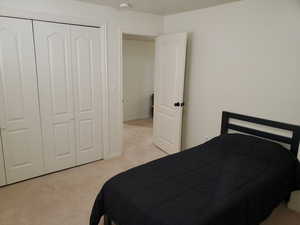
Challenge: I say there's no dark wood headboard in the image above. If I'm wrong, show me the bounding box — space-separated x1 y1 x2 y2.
221 111 300 158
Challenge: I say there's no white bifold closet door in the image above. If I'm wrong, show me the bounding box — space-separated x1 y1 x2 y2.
33 22 76 173
33 21 102 172
70 26 102 165
0 17 44 183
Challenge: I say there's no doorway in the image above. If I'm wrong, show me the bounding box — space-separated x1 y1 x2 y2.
122 33 165 157
123 34 155 123
121 32 188 156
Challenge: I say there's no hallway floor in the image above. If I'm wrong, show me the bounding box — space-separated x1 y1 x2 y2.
0 119 299 225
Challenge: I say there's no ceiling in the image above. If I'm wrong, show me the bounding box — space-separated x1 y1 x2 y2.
77 0 239 15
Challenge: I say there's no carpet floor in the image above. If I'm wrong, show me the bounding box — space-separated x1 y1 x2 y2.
0 119 299 225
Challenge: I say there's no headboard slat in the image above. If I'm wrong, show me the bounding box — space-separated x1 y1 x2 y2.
228 124 292 144
221 111 300 158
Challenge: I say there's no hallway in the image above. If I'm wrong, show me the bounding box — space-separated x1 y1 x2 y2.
123 119 167 165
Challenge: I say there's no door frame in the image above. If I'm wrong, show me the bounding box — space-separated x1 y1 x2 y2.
119 29 158 122
119 30 185 155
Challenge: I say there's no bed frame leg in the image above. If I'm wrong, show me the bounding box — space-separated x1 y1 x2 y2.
104 215 112 225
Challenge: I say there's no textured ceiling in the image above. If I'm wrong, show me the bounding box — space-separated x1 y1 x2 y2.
77 0 239 15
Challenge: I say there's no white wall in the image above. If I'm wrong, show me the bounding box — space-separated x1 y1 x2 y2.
0 0 163 158
164 0 300 149
123 39 155 121
164 0 300 210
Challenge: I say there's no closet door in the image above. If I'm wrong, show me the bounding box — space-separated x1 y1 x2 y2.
0 17 44 183
33 21 76 172
71 26 103 165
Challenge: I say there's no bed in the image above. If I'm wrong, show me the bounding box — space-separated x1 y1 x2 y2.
90 111 300 225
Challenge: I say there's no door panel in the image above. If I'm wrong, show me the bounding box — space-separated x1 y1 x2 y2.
34 21 76 172
53 123 74 159
0 17 44 183
48 33 70 115
153 33 187 154
71 26 102 165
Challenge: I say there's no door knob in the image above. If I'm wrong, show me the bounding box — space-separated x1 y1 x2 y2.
174 102 184 107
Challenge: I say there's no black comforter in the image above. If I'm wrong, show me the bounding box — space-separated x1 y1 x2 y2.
90 134 300 225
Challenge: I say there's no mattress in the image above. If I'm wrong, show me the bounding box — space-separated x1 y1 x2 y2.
90 134 300 225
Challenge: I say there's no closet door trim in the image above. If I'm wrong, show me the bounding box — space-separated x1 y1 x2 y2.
99 24 110 159
0 136 6 186
0 15 100 29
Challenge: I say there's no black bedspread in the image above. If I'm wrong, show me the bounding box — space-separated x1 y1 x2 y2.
90 134 300 225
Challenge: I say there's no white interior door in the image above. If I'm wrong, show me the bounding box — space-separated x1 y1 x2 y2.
71 26 103 165
34 21 76 173
0 17 44 183
153 33 187 154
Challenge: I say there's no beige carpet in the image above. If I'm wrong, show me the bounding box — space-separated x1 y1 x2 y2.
0 119 299 225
